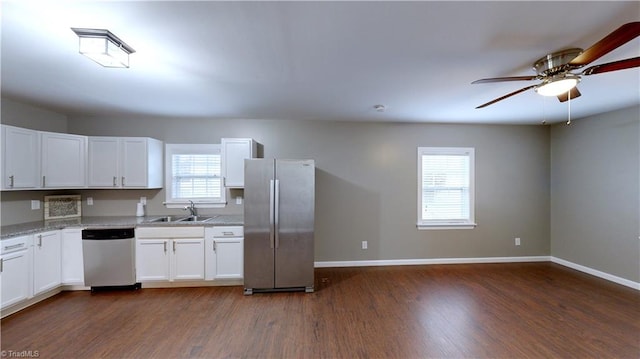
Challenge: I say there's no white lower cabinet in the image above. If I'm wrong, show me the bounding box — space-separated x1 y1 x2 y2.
172 239 205 280
1 235 33 309
136 227 205 282
1 223 245 315
2 230 63 312
61 228 84 285
136 239 170 281
33 230 62 295
205 226 244 280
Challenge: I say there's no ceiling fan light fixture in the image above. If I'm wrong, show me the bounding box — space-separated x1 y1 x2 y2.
535 75 580 97
71 28 135 68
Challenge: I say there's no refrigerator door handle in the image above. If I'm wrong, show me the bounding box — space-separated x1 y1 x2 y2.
274 179 280 248
269 179 275 249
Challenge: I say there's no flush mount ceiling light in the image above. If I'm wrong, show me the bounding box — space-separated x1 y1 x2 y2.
535 74 580 97
71 28 135 68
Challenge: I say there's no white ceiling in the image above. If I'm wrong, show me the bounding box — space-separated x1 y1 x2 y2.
2 1 639 125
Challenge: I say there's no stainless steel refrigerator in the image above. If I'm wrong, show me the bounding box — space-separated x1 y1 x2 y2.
243 159 315 295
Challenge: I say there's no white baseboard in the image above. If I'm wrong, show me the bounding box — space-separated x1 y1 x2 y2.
315 256 640 291
1 288 61 319
140 279 243 288
550 256 640 290
315 256 550 268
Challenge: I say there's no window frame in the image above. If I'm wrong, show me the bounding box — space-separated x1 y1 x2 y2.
417 146 476 230
164 143 226 209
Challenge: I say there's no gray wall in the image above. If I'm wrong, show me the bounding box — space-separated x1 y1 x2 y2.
550 106 639 282
66 114 551 262
1 97 68 133
2 99 551 262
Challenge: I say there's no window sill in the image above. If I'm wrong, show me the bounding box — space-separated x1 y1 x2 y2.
417 223 477 230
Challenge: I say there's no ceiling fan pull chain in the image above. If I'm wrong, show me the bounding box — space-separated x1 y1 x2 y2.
567 91 571 125
541 96 547 125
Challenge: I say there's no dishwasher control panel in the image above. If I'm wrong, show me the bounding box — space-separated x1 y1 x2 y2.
82 228 135 240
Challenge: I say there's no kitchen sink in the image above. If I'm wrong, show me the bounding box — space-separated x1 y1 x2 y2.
176 215 216 222
147 216 178 223
146 215 218 223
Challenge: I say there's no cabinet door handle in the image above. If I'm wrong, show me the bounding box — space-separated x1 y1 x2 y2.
121 176 125 186
113 176 117 187
37 235 43 247
9 175 14 187
213 241 216 252
42 176 46 187
4 243 24 251
173 241 176 252
0 258 3 273
163 242 167 253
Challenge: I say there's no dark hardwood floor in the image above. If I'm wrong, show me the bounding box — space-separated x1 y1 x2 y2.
1 262 639 358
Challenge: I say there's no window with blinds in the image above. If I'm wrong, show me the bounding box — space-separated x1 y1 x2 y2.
417 147 476 229
171 154 221 199
165 144 225 207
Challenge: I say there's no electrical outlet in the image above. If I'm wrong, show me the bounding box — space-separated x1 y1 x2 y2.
236 196 243 205
31 200 40 210
140 197 147 205
87 197 94 206
362 241 368 249
515 237 521 246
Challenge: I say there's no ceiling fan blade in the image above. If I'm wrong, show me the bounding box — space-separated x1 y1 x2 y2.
557 87 581 103
581 56 640 75
568 22 640 68
475 85 537 109
472 76 538 84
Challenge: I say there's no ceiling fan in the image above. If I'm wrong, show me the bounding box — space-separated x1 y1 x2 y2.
472 21 640 109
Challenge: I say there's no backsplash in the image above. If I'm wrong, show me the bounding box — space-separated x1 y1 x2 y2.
0 188 243 227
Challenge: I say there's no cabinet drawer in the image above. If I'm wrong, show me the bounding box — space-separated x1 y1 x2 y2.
136 226 204 239
210 226 243 238
1 236 32 254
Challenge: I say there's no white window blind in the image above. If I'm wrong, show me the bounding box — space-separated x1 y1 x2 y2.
165 144 225 207
417 147 475 229
172 154 221 199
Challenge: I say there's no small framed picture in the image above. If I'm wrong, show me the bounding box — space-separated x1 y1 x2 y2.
44 195 82 220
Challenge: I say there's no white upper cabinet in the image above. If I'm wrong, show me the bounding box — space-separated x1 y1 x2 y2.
87 137 119 187
1 125 40 189
88 137 163 188
222 138 257 188
122 137 163 188
40 131 87 188
2 125 164 190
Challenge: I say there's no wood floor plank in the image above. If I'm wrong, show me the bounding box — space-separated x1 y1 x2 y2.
1 262 638 358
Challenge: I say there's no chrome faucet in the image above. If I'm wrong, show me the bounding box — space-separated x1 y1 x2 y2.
185 200 198 217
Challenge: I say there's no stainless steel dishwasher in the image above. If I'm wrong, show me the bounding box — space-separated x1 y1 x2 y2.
82 227 140 290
